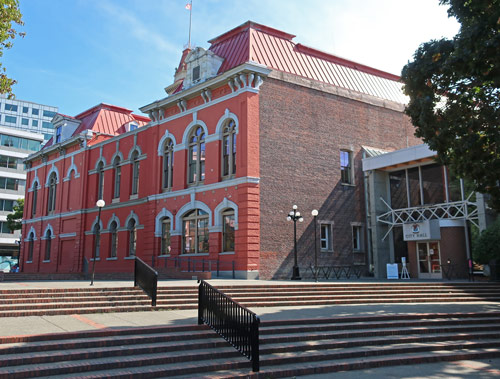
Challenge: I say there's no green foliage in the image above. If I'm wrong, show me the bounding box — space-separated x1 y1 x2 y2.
0 0 24 98
401 0 500 211
473 219 500 264
6 198 23 231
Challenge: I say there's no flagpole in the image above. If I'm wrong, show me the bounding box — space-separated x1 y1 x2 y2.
188 0 192 48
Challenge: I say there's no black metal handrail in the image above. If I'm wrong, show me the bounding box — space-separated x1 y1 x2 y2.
153 256 236 278
198 279 260 372
134 257 158 306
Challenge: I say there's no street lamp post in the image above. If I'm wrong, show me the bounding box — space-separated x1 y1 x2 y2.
311 209 318 282
287 205 303 280
91 199 105 286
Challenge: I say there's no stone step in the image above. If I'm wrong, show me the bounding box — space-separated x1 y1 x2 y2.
1 313 500 378
191 349 500 379
0 346 243 378
0 287 140 295
0 283 499 318
0 323 209 345
17 340 500 379
5 291 500 307
0 299 154 311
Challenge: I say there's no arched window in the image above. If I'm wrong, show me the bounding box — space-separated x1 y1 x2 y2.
131 151 140 195
188 126 205 184
32 182 38 216
44 230 52 261
222 120 236 178
109 221 118 258
127 218 136 256
222 209 235 252
160 217 171 256
182 209 209 254
47 172 57 214
96 161 104 200
92 223 100 259
28 233 35 262
113 157 121 199
162 139 174 190
66 169 75 210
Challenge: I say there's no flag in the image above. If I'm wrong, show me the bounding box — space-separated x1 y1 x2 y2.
185 2 191 10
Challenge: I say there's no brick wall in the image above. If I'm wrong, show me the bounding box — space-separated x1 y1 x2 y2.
258 77 420 279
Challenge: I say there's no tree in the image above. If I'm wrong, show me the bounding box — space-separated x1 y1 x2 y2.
6 198 23 231
473 218 500 264
401 0 500 210
0 0 24 98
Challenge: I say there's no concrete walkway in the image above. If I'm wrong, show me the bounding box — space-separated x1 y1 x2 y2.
1 279 500 337
1 279 500 378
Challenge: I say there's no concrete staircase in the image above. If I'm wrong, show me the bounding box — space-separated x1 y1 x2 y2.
1 282 500 317
0 312 499 378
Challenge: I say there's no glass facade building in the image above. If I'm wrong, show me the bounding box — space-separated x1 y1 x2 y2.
0 94 58 143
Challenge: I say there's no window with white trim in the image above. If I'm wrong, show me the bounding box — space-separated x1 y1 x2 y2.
55 126 62 143
160 217 171 256
27 234 34 262
32 183 38 216
352 224 363 251
113 157 121 199
109 221 118 258
162 139 174 190
131 151 140 195
320 224 333 252
222 209 235 252
127 218 137 256
44 230 52 261
47 172 57 214
188 126 205 184
340 150 353 185
182 209 209 254
222 120 236 178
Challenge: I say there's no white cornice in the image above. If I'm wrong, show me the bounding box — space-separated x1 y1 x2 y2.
140 61 271 113
25 132 90 163
22 176 260 225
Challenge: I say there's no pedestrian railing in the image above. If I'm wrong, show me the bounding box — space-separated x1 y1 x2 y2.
153 256 235 279
134 257 158 306
198 279 260 372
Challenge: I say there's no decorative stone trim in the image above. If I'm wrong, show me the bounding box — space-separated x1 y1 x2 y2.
177 99 188 113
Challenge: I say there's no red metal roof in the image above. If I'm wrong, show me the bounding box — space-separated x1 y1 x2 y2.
208 21 406 104
43 104 150 149
73 104 149 136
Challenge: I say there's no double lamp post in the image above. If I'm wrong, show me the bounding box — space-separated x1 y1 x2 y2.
287 205 319 281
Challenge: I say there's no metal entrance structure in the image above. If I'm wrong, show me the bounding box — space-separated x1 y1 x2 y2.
377 195 479 241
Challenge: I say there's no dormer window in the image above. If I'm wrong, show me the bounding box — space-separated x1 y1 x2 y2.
192 66 200 82
128 122 138 132
181 47 224 90
51 115 81 144
55 126 62 143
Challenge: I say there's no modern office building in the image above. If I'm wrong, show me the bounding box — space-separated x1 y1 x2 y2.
0 125 43 267
0 95 55 269
0 94 58 143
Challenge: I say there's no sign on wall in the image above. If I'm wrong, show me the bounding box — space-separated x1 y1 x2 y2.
402 220 441 241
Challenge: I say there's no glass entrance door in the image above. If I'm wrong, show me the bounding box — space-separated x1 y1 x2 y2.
417 241 442 279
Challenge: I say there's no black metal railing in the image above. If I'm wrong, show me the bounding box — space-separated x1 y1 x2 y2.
152 256 236 279
134 257 158 306
198 279 260 372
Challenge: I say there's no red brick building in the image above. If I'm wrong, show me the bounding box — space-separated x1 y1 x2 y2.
21 21 420 279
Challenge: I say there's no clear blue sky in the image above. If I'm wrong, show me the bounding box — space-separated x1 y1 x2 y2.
6 0 459 116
